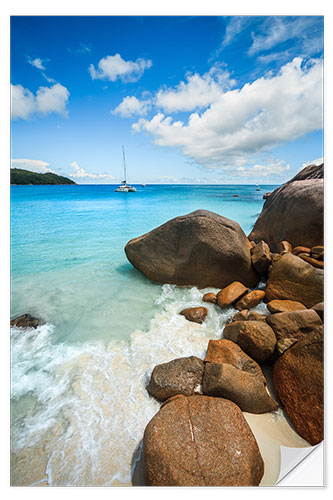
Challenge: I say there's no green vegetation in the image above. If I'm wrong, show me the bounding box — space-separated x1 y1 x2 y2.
11 168 76 185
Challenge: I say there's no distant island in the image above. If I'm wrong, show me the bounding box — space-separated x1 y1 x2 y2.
11 168 76 185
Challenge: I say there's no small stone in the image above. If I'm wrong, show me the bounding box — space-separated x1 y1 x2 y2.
234 290 266 311
202 292 217 304
311 246 324 260
231 309 248 322
275 338 298 357
298 255 324 269
180 307 208 324
216 281 248 309
292 246 311 256
277 241 293 253
247 311 267 322
311 302 324 321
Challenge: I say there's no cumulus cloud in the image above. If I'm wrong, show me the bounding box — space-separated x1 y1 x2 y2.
69 161 115 179
301 157 323 169
132 57 323 174
113 96 151 117
89 53 152 82
11 83 70 120
236 160 291 178
155 65 236 113
11 159 54 173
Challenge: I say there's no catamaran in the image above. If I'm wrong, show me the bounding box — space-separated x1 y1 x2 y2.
115 146 136 192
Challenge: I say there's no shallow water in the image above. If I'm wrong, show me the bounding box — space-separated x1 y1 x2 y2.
10 183 310 486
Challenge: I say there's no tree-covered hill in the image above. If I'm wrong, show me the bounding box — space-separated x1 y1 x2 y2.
11 168 76 185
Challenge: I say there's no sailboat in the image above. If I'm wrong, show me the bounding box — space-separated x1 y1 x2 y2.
256 185 260 191
115 146 136 192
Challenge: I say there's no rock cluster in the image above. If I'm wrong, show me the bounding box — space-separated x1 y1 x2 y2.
126 163 324 486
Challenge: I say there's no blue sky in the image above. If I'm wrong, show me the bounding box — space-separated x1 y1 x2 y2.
10 15 324 184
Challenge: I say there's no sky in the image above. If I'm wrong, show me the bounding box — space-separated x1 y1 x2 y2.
10 15 324 184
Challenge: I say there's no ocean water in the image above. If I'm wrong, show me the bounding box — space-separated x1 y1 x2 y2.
12 183 300 486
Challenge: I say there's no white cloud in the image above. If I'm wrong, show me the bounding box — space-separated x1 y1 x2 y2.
11 159 54 173
69 161 115 179
132 57 323 175
155 65 236 113
11 83 70 120
36 84 70 116
27 57 46 70
248 17 322 56
301 157 323 170
89 53 152 82
237 160 291 178
113 96 151 118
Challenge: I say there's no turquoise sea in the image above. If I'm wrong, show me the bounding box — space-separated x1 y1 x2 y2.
10 183 280 486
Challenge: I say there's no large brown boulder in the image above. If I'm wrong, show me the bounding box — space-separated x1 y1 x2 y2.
125 210 259 289
204 339 265 382
223 321 276 363
202 362 278 414
248 164 323 251
143 394 264 486
273 328 324 445
265 253 324 308
217 281 248 308
266 309 322 341
147 356 204 402
180 307 208 324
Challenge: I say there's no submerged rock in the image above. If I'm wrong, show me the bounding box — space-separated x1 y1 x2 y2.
273 327 324 445
125 210 259 289
223 321 277 363
10 314 42 329
143 394 264 486
265 253 324 308
202 362 278 414
248 164 323 251
180 306 208 324
147 356 204 402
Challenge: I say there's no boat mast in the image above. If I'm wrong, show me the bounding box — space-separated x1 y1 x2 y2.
122 145 127 184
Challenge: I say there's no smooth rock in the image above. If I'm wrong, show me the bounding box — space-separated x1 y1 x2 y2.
125 210 259 289
143 394 264 486
180 307 208 324
292 246 311 256
266 309 322 341
231 309 248 322
298 254 324 269
223 321 277 363
275 338 298 357
311 245 324 260
202 292 217 304
235 290 266 311
147 356 204 402
10 314 42 329
248 164 323 251
251 240 272 275
273 328 324 445
267 299 307 314
247 311 267 322
202 363 278 414
311 302 324 321
277 241 293 253
217 281 248 308
204 338 265 382
265 253 324 308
